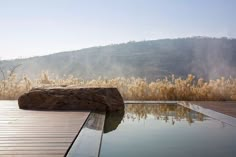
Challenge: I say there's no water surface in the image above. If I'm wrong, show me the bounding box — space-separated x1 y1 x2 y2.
100 104 236 157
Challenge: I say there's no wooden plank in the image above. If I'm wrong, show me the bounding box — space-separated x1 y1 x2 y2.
0 134 76 139
0 141 71 144
0 147 68 150
0 100 90 157
0 155 62 157
0 124 85 127
0 132 76 135
0 131 77 133
0 138 73 142
178 101 236 127
0 143 70 147
188 101 236 118
0 150 65 155
0 129 80 131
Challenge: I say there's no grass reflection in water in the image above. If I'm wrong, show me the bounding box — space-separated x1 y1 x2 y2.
101 104 236 157
104 104 205 134
124 104 204 125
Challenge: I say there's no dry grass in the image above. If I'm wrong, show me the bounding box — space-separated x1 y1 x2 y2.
1 72 236 101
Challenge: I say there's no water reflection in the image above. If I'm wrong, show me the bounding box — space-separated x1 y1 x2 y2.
104 104 205 133
104 110 124 133
86 112 105 130
101 104 236 157
125 104 205 125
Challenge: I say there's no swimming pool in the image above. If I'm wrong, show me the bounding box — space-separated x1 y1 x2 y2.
99 103 236 157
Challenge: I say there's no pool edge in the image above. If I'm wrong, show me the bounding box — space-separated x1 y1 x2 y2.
177 101 236 127
66 111 106 157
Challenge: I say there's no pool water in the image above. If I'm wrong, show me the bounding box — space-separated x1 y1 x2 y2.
100 104 236 157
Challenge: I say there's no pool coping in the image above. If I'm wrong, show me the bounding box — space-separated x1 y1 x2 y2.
177 101 236 127
66 112 106 157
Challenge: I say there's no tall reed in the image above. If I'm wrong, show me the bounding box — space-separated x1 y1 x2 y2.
1 72 236 101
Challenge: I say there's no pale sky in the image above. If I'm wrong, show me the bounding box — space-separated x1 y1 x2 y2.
0 0 236 59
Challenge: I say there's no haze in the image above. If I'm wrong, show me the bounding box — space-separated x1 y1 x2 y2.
0 0 235 59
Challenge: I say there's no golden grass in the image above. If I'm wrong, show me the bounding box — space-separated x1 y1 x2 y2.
1 72 236 101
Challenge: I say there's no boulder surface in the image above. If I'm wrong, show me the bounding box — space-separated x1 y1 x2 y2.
18 87 124 111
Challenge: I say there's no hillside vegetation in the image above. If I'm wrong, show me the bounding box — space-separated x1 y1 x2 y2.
1 37 236 100
1 37 236 80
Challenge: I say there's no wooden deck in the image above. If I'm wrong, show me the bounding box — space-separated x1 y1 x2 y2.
1 100 236 157
0 101 90 157
189 101 236 118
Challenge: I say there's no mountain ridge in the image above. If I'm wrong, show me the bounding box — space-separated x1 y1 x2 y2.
1 37 236 80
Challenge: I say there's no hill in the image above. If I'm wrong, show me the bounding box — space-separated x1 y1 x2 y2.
1 37 236 80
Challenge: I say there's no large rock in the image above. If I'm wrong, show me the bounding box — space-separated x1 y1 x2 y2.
18 87 124 111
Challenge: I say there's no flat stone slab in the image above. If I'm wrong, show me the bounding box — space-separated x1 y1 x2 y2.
18 87 124 111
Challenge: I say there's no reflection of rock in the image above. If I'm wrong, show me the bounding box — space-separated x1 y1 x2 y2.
104 110 125 133
86 112 105 131
18 87 124 111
